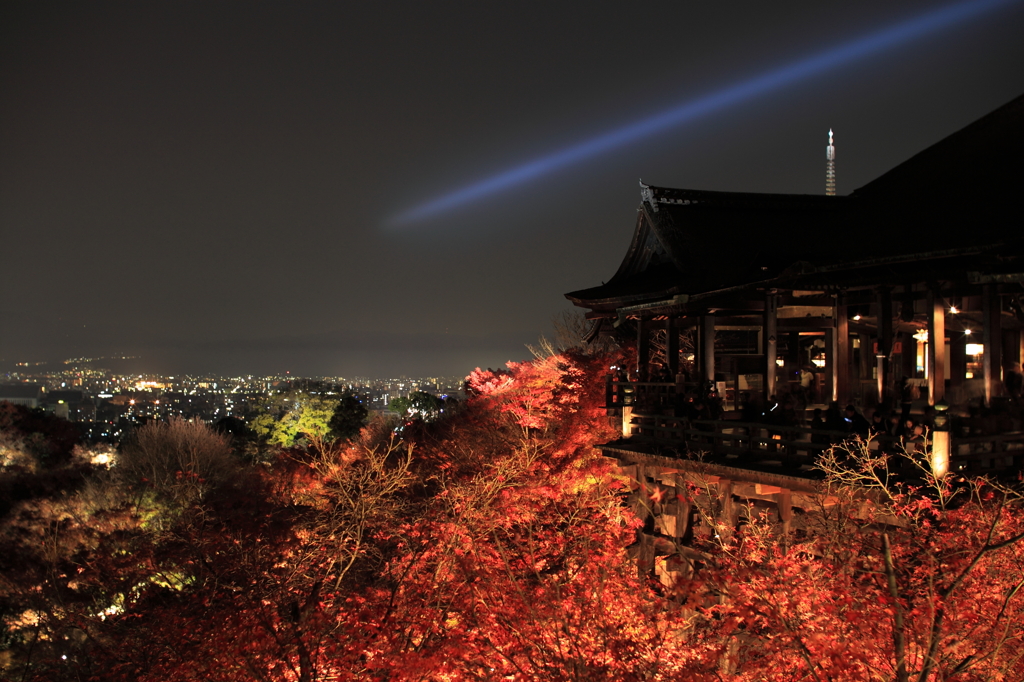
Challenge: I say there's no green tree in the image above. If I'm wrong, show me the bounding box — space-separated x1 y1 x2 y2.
328 390 368 442
275 396 334 446
388 390 444 421
252 390 368 447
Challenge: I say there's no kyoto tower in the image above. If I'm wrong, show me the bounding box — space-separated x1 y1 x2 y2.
826 129 836 196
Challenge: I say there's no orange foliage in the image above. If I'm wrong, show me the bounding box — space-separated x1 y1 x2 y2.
2 349 1023 681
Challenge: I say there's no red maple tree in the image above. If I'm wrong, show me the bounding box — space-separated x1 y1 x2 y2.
2 348 1023 681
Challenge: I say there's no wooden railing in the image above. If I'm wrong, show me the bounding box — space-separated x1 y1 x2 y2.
622 412 1024 476
952 433 1024 473
606 375 1024 475
626 415 844 469
605 378 697 412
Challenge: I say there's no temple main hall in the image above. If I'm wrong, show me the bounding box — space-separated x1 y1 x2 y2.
566 93 1024 479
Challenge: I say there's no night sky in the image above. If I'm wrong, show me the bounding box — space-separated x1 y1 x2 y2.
3 1 1023 378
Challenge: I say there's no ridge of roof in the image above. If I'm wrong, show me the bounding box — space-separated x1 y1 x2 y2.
640 183 852 210
852 92 1024 200
566 93 1024 309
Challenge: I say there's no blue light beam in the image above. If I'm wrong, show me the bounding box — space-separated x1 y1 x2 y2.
390 0 1019 226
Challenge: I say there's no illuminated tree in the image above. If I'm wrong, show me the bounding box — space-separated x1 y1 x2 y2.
252 393 339 447
118 416 237 505
388 390 444 421
251 390 369 447
675 444 1024 681
3 350 1021 682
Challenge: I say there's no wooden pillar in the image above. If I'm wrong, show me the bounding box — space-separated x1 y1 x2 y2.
832 296 849 405
900 330 916 380
670 476 692 540
900 284 915 322
764 295 778 398
859 334 872 381
679 496 692 540
825 327 835 404
949 330 967 402
700 313 716 385
774 491 793 536
666 316 679 377
635 465 654 576
983 285 1002 406
717 479 736 541
927 289 945 405
637 318 650 380
877 287 893 406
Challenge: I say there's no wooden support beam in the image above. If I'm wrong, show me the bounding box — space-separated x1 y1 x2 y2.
666 317 679 377
764 294 778 398
777 318 839 332
983 285 1002 406
900 284 915 322
717 479 736 541
825 327 835 403
637 318 650 380
877 287 892 406
775 491 793 535
701 313 716 385
636 465 652 522
950 329 967 401
677 495 692 541
927 289 945 405
900 330 916 384
636 533 654 577
833 297 850 405
859 333 872 382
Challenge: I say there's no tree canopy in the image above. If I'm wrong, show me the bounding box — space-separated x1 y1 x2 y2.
251 389 368 447
1 351 1022 681
387 390 445 422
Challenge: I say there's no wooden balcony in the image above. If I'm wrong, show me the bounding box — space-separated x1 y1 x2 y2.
604 377 1024 478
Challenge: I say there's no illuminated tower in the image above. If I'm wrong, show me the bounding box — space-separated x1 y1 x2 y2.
825 129 836 196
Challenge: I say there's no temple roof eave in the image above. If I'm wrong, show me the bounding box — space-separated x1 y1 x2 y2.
569 238 1022 317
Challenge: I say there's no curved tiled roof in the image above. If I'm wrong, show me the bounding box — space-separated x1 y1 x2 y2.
567 93 1024 309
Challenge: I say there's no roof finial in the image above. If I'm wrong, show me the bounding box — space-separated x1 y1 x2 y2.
639 181 656 212
826 129 836 196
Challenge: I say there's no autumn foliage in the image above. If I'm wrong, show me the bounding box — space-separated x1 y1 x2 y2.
2 348 1023 681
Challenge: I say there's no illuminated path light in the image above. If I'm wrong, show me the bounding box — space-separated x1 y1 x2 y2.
390 0 1019 226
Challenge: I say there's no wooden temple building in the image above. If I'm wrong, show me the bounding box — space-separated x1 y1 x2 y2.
566 92 1024 529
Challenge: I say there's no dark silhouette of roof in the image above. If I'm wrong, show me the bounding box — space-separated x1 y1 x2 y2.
567 93 1024 309
854 92 1024 206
